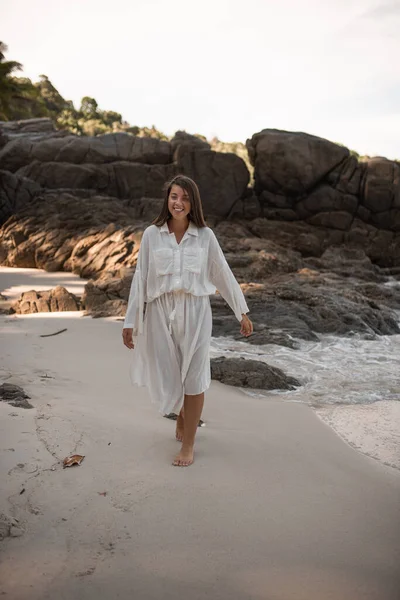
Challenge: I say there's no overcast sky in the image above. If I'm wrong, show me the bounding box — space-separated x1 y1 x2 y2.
3 0 400 158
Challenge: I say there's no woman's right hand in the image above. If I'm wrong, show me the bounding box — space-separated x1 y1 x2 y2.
122 328 135 350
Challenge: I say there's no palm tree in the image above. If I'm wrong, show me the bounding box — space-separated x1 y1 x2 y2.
0 41 41 120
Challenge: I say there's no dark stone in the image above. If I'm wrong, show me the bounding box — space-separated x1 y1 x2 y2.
246 129 349 195
210 356 300 390
177 148 249 218
0 133 172 172
0 170 42 225
0 384 33 409
307 211 353 231
362 158 400 213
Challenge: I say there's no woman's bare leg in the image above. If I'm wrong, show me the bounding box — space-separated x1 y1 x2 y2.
173 392 204 466
175 407 184 442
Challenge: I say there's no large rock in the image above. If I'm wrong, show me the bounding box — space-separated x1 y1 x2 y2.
0 170 42 225
11 286 81 313
171 131 211 156
177 148 249 217
210 263 400 344
0 191 150 276
210 356 300 389
83 269 133 317
0 132 172 172
362 158 400 213
246 129 400 238
0 118 70 150
0 117 56 134
246 129 349 195
16 161 176 199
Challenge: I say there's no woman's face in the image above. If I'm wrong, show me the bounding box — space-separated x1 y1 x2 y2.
168 184 191 221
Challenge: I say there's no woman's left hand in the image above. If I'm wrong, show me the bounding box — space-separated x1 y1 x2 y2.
240 314 253 337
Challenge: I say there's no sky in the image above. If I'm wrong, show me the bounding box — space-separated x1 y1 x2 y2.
2 0 400 158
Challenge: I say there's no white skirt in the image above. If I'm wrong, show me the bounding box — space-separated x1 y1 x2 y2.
130 291 212 415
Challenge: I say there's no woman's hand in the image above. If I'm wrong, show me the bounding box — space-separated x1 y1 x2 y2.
122 328 135 349
240 314 253 337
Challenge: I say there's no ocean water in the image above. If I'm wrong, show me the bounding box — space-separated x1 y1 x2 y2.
210 322 400 407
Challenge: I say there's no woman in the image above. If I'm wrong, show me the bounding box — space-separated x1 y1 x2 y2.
122 174 253 467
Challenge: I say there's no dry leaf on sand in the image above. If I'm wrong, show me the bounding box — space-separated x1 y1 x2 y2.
62 454 85 468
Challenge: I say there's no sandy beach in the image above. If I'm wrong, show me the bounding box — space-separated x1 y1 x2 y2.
1 269 400 600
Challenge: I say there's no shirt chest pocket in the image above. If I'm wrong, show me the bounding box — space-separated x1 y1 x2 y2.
154 248 174 276
183 248 204 274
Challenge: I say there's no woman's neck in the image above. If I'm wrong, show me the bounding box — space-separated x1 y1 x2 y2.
167 218 189 234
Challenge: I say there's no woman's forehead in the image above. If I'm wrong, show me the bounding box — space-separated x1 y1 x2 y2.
170 184 189 197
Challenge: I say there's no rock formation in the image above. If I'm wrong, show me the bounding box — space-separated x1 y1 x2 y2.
1 119 400 348
11 286 80 314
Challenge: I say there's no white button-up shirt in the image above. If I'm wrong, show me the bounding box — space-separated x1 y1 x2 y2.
123 221 249 335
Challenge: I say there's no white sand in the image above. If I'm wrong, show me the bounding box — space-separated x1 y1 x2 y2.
1 268 400 600
316 402 400 471
0 266 88 300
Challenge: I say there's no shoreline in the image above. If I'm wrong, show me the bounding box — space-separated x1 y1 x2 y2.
1 265 399 473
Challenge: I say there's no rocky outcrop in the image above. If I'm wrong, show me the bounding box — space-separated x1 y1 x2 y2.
14 160 176 201
0 170 41 224
11 286 80 314
0 121 250 220
82 269 133 318
0 118 56 135
0 133 172 171
80 228 400 344
246 130 400 238
247 129 350 196
210 357 300 390
0 118 70 151
1 118 400 349
0 192 152 277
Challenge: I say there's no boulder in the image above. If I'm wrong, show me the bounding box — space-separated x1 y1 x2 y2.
246 129 349 195
83 270 133 317
16 161 177 200
177 148 249 217
11 286 81 314
0 117 56 134
0 132 172 172
210 356 300 389
362 158 400 213
171 131 211 156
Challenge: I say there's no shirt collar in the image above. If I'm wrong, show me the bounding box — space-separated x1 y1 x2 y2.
187 222 199 236
160 222 169 233
160 221 199 236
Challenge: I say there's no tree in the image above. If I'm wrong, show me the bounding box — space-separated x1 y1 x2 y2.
0 41 30 120
80 96 99 120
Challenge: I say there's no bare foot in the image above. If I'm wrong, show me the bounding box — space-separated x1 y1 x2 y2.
175 411 184 442
173 446 194 467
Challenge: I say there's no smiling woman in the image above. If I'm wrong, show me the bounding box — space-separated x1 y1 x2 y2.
122 174 253 467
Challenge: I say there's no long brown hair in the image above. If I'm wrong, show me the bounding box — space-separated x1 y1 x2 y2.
153 175 207 228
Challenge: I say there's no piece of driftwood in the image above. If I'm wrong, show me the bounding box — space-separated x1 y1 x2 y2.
40 328 68 338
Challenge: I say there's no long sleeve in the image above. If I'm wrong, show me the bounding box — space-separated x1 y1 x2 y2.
208 230 249 322
123 229 149 336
